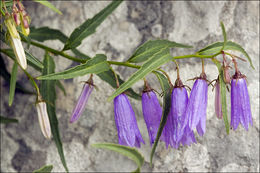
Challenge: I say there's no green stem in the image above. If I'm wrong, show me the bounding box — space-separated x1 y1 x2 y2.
173 52 221 59
23 70 40 95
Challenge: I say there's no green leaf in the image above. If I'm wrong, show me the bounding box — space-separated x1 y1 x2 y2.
92 143 144 172
0 55 33 94
1 49 44 71
37 54 110 80
212 59 229 134
33 0 62 15
0 115 18 124
30 27 68 43
56 80 66 96
8 62 18 106
33 165 53 173
153 71 170 93
63 0 123 50
127 39 192 63
108 48 172 101
220 21 227 50
40 53 69 172
150 86 172 165
198 41 254 69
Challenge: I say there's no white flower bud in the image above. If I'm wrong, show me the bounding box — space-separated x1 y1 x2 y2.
10 36 27 69
36 101 52 139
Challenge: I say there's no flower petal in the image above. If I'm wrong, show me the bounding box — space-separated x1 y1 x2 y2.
36 102 52 139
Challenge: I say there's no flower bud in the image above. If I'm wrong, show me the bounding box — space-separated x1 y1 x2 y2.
9 36 27 69
36 101 52 139
214 80 223 119
70 81 94 123
13 13 21 26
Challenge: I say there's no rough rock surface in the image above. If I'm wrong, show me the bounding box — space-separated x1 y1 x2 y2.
1 1 259 172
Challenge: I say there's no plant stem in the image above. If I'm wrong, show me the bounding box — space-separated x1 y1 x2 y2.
108 61 140 69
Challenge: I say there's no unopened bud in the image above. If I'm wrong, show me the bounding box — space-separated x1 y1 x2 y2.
36 101 52 139
13 13 21 26
9 36 27 69
4 17 19 38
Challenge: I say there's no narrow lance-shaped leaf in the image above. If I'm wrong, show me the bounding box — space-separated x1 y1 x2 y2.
153 71 170 94
40 52 69 172
0 115 18 124
8 62 18 106
97 69 141 100
29 26 68 43
127 39 192 63
92 143 144 173
108 48 172 101
56 81 66 96
33 165 53 173
220 21 227 50
212 59 229 134
33 0 62 15
37 54 110 80
197 41 254 69
63 0 123 50
150 85 172 165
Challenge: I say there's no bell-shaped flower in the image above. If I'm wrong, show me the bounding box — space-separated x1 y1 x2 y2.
163 79 196 148
5 17 27 69
142 89 164 145
214 80 223 119
231 72 253 130
114 93 145 148
70 80 94 123
184 74 208 136
36 100 52 139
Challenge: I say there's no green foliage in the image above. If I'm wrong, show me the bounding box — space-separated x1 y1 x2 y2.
220 21 227 50
128 39 192 63
0 115 18 124
198 41 254 69
108 48 172 101
30 27 68 43
33 0 62 15
150 75 172 165
40 53 69 172
37 54 110 80
33 165 53 173
92 143 144 172
63 0 123 50
212 59 229 134
8 62 18 106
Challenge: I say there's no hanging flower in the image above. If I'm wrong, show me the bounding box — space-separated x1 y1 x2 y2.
70 76 94 123
184 73 208 136
114 93 145 147
163 79 196 148
214 79 223 119
142 84 163 145
231 71 253 130
5 17 27 69
36 98 52 139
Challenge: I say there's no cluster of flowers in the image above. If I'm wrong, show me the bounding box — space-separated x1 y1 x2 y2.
4 0 30 70
67 57 252 148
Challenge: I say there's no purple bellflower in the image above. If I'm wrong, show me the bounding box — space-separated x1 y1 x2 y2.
214 79 223 119
184 73 208 136
163 79 196 148
231 71 253 130
70 76 94 123
114 93 145 148
142 83 164 145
